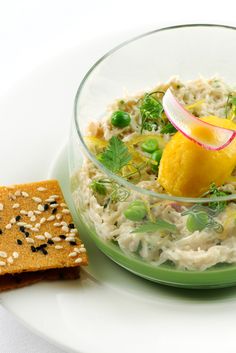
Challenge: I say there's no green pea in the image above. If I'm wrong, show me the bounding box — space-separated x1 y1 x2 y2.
141 139 159 153
152 149 163 163
186 211 209 232
150 149 163 173
124 200 147 222
111 111 131 128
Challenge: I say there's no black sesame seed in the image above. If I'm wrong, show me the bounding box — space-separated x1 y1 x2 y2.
31 246 36 253
35 246 41 251
40 243 47 248
50 201 56 205
69 241 77 246
47 239 54 245
42 248 48 255
51 208 57 214
0 229 2 235
59 234 66 240
15 215 21 221
17 239 23 245
19 226 25 233
44 204 49 211
24 231 29 237
68 223 75 229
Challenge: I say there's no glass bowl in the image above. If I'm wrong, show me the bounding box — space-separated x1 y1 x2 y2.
69 24 236 288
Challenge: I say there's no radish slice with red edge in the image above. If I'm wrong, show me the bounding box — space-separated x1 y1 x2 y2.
162 88 236 151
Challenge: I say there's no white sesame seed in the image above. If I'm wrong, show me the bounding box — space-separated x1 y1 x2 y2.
37 187 47 191
0 261 6 266
60 221 67 226
65 236 75 242
60 203 66 207
56 214 62 220
34 210 42 215
53 223 61 227
24 224 32 229
35 223 40 228
52 237 61 242
30 215 36 222
17 222 27 226
12 203 20 209
62 209 70 214
50 203 58 208
70 228 78 234
5 223 12 230
0 251 7 258
47 215 55 221
68 252 77 257
0 203 3 211
80 244 85 248
20 210 27 215
74 247 80 253
26 238 34 244
14 190 21 196
62 226 69 233
28 211 34 217
13 252 19 259
45 198 55 203
32 196 42 203
50 195 59 199
40 217 46 224
9 193 16 200
35 235 45 240
79 248 86 253
10 217 16 224
74 258 82 264
44 232 52 239
21 191 29 197
7 256 14 264
38 204 44 212
55 245 63 250
31 227 39 232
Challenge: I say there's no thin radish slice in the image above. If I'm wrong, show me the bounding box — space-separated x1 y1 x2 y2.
162 89 236 151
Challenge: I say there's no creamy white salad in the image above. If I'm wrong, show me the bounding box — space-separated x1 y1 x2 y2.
72 77 236 271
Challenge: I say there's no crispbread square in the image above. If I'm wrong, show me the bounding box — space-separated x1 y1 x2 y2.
0 180 88 277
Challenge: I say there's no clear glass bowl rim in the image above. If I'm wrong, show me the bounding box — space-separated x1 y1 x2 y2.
73 23 236 204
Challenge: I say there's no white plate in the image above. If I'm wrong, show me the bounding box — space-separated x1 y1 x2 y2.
1 31 236 353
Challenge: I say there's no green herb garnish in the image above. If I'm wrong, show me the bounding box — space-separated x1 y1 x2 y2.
139 93 164 133
132 219 177 234
90 180 107 195
90 178 130 203
208 183 228 214
99 136 131 173
160 122 177 134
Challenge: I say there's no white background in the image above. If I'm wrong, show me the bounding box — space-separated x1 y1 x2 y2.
0 0 235 352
